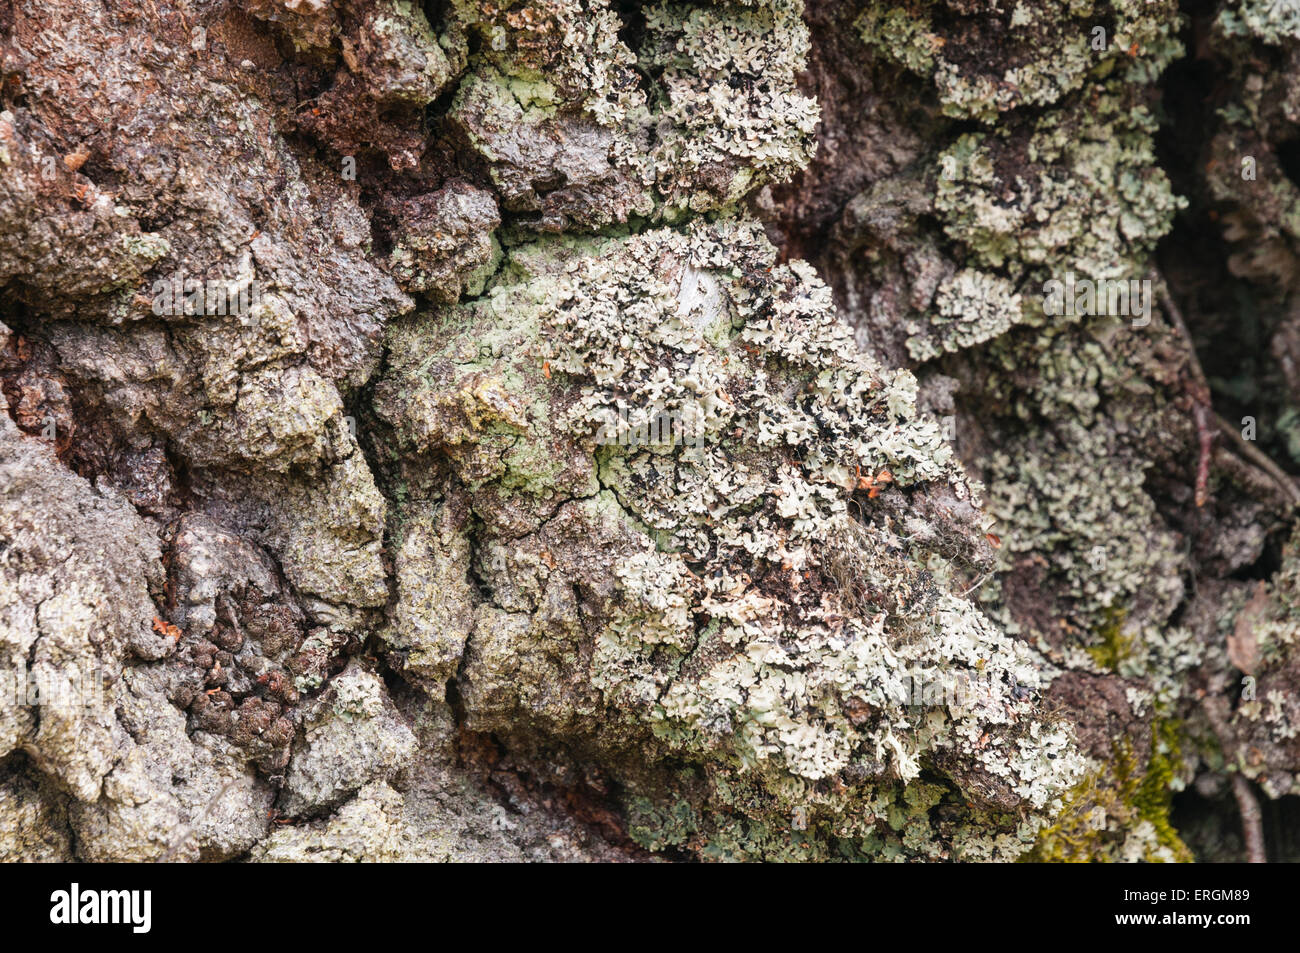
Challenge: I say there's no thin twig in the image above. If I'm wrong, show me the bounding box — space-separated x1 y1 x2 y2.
1214 411 1300 505
1153 272 1217 507
1194 404 1214 508
1231 774 1267 864
1153 270 1300 507
958 571 993 599
1152 271 1211 403
1201 694 1268 863
157 777 241 863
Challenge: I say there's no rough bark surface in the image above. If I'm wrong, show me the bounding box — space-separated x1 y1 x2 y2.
1 0 1299 861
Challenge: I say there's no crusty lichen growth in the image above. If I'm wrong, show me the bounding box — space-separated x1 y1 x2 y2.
447 0 818 229
10 0 1290 864
984 420 1198 690
375 219 1086 860
1204 527 1300 799
935 94 1183 281
900 75 1194 691
1218 0 1300 45
835 0 1240 862
906 269 1026 362
858 0 1184 122
885 23 1200 690
639 1 820 215
280 662 416 818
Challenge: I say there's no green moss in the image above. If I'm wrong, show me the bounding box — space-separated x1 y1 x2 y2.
1126 719 1191 861
1027 717 1191 862
1085 607 1132 672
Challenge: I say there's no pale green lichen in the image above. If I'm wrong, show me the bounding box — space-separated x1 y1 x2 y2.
280 663 417 817
935 96 1183 281
1211 528 1300 797
349 0 454 105
858 0 1183 122
907 269 1026 362
375 218 1088 860
1028 718 1193 862
447 0 819 228
641 1 820 215
924 79 1199 704
1219 0 1300 46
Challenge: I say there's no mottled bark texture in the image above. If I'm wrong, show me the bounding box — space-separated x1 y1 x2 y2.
1 0 1298 862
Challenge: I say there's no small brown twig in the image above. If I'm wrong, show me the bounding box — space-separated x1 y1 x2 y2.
1153 270 1300 508
1201 692 1268 863
1152 270 1211 401
1214 411 1300 506
1194 404 1214 508
1152 272 1215 505
1231 774 1268 864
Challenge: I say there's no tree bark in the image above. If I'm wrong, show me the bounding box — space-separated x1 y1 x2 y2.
1 0 1299 862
